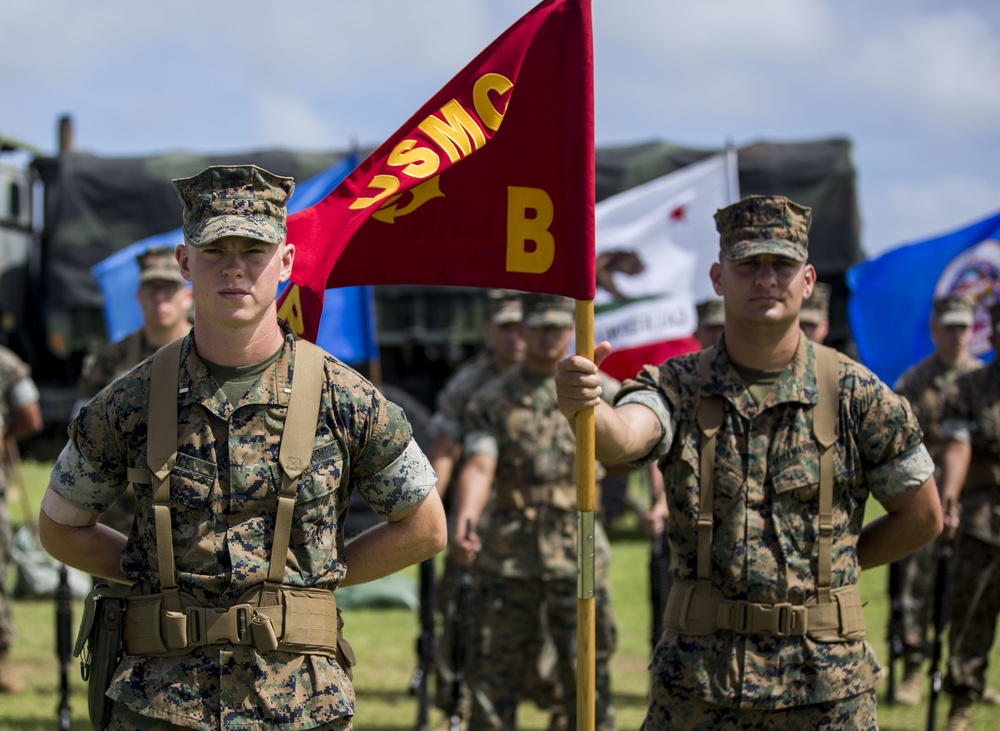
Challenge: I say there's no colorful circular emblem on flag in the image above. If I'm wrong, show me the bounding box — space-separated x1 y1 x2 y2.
935 238 1000 357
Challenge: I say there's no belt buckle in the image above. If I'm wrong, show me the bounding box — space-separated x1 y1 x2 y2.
187 604 252 646
772 603 793 637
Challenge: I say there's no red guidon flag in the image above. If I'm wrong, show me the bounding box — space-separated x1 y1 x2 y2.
278 0 595 341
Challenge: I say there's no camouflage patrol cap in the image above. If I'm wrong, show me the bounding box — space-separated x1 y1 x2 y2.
136 246 185 285
487 289 523 325
522 293 574 328
714 195 812 263
696 298 725 328
933 295 974 327
800 282 832 326
172 165 295 247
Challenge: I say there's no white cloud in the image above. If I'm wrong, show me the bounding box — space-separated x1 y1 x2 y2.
864 173 1000 256
848 10 1000 135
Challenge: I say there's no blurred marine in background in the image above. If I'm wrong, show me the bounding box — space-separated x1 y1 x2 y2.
888 295 982 707
0 345 43 693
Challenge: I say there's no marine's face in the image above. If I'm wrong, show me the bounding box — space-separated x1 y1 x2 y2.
137 279 192 331
522 323 574 368
177 235 294 330
801 318 829 344
711 254 815 329
932 320 972 362
486 320 526 370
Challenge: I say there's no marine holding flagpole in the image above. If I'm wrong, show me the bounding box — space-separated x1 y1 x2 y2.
556 194 942 729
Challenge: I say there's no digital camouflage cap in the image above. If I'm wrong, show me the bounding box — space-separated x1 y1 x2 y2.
173 165 295 248
714 195 812 263
137 246 185 285
800 282 832 326
933 295 974 327
487 289 523 325
522 293 574 328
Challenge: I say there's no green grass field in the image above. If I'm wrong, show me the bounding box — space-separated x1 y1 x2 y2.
4 460 999 730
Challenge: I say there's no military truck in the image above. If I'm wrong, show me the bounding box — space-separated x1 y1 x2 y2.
4 116 864 456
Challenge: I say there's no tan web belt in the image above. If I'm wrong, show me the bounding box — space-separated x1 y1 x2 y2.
663 580 865 642
123 587 341 656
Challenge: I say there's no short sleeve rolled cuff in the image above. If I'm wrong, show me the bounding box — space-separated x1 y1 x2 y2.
939 417 971 444
613 390 676 467
463 429 499 460
866 443 936 502
50 439 125 515
356 438 437 519
10 377 40 410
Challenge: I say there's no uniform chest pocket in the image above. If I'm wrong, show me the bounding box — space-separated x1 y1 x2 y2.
713 454 745 499
770 443 821 503
296 442 345 504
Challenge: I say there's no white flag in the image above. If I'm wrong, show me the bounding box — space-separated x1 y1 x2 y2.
594 151 739 351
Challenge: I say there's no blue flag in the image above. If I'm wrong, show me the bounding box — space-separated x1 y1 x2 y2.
846 209 1000 386
92 151 378 363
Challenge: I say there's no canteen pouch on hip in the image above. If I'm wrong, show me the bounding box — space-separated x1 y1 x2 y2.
74 584 127 731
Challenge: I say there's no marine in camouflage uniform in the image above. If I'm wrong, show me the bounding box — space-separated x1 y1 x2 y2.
0 345 42 693
427 290 527 714
556 195 941 730
38 165 446 730
889 294 982 705
939 301 1000 730
452 294 619 731
75 246 193 538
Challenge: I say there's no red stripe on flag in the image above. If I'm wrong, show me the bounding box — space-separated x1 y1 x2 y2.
599 336 701 382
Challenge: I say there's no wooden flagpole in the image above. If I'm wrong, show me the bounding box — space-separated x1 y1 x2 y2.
575 298 596 731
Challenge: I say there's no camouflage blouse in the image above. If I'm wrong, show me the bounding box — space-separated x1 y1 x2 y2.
51 325 435 730
430 349 503 443
940 361 1000 547
463 365 618 581
616 335 933 710
894 351 983 467
76 330 159 402
0 344 37 488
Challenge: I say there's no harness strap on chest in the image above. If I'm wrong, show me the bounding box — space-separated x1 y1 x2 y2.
696 348 723 584
812 343 839 601
145 338 326 613
695 342 840 601
148 338 183 612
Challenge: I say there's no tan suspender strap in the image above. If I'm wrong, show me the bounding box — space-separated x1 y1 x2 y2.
148 338 184 612
265 340 326 598
697 347 723 583
812 344 839 602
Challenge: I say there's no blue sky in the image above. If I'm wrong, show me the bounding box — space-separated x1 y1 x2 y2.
4 0 998 258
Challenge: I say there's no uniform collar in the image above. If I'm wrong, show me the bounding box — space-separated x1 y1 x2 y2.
176 321 296 421
701 332 820 419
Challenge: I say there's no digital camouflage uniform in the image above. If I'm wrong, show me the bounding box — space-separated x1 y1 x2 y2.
0 345 39 656
50 325 436 730
430 346 507 711
941 360 1000 703
617 334 933 729
893 348 981 666
463 363 619 731
77 332 161 537
76 245 190 538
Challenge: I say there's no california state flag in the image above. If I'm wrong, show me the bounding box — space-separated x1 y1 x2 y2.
595 151 739 381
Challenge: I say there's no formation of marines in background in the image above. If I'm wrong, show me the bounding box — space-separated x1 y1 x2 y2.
0 168 992 731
